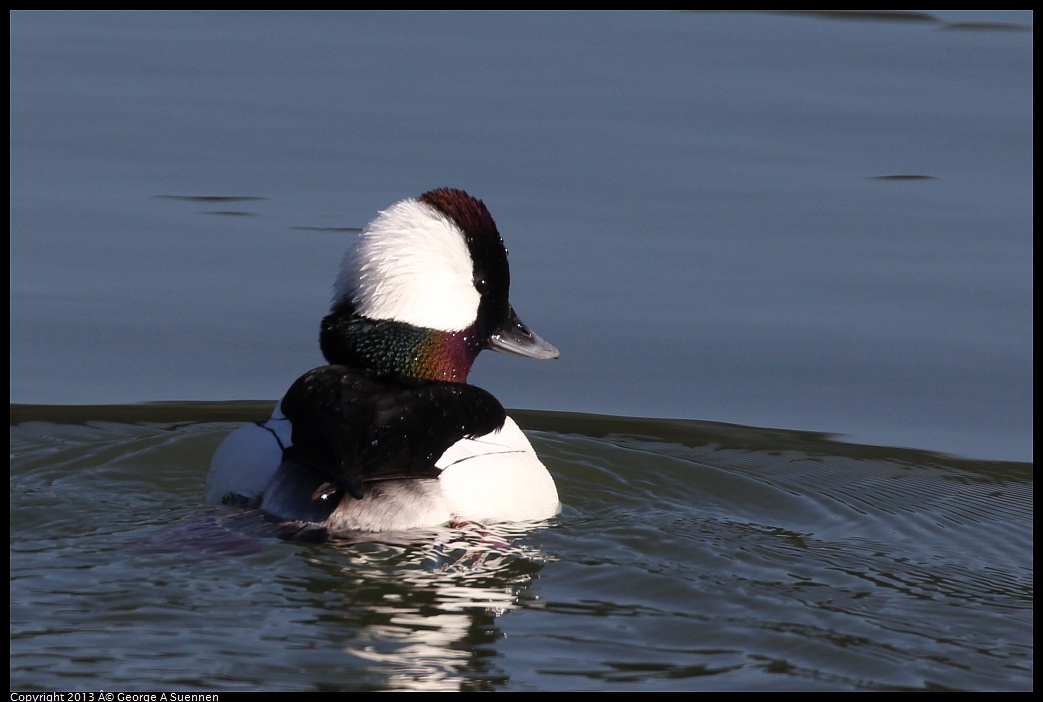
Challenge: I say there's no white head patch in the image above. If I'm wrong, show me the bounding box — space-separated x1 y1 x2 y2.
332 198 481 331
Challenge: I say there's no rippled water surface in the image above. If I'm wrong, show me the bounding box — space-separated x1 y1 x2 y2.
10 403 1032 690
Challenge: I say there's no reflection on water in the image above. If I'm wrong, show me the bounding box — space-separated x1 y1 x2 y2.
311 523 550 691
9 403 1032 691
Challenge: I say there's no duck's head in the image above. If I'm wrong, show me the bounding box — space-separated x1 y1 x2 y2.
320 188 559 382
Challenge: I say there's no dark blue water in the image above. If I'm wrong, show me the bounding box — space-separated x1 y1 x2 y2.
9 10 1032 461
9 11 1033 691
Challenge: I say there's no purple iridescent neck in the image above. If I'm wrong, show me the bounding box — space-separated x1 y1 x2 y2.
320 306 485 382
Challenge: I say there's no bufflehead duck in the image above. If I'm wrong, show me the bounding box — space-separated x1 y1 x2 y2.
207 188 560 532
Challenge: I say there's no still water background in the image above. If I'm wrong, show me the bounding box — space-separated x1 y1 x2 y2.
10 11 1032 691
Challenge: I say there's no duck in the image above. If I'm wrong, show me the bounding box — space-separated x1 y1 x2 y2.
206 188 561 532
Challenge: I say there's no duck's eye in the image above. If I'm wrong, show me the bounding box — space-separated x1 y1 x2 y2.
475 276 489 294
